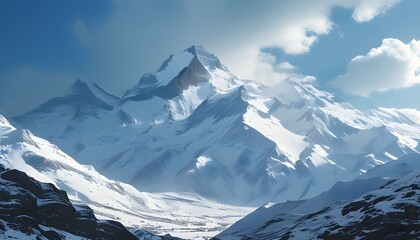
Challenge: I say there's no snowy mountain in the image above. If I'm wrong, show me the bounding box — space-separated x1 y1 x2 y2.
12 46 420 206
215 153 420 240
365 107 420 141
0 115 251 239
0 113 158 217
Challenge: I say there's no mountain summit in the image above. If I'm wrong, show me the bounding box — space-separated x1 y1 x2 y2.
124 45 237 100
12 46 420 205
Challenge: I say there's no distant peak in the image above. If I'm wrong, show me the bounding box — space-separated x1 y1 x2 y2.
73 79 84 85
70 79 91 92
185 45 217 58
365 107 415 125
185 45 208 55
67 79 119 106
0 114 15 133
0 114 12 126
69 79 99 97
72 79 90 87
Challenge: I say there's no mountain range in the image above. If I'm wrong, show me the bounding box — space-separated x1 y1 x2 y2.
1 45 419 239
0 114 250 239
12 46 420 206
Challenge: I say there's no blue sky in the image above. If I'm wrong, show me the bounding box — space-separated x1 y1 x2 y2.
0 0 419 117
270 0 420 110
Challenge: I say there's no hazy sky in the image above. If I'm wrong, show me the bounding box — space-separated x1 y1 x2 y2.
0 0 419 117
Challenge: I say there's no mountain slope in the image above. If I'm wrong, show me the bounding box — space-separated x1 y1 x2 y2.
12 46 420 206
215 154 420 240
365 107 420 142
0 114 251 239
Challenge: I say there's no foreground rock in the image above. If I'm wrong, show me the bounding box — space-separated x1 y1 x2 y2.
0 164 139 239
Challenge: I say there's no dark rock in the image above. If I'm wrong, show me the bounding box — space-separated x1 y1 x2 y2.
0 166 139 239
341 200 365 215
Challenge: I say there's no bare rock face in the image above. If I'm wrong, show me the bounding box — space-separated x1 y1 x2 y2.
325 179 419 240
0 164 138 240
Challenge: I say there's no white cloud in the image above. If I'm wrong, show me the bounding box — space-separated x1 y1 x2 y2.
72 0 401 89
398 108 420 124
331 38 420 96
251 52 295 86
351 0 401 22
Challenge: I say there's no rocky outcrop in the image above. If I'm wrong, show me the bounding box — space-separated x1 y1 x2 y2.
215 170 420 240
0 164 138 240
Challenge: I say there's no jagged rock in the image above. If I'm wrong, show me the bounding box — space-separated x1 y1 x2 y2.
0 164 138 240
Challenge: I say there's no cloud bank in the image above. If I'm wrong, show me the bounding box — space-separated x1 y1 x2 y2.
0 0 402 116
331 38 420 96
351 0 401 22
74 0 401 90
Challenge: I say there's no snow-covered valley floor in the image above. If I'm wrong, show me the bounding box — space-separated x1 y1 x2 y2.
81 192 253 239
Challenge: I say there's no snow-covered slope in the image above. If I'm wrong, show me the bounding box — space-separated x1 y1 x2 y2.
365 107 420 141
12 46 420 206
216 153 420 240
0 115 251 239
1 114 158 213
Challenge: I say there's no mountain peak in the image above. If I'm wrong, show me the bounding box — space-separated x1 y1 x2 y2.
124 45 234 99
184 45 213 59
185 44 206 54
185 45 223 70
69 79 119 102
13 80 118 123
272 76 340 106
365 107 417 125
155 45 223 82
70 79 93 94
0 114 10 125
0 114 15 134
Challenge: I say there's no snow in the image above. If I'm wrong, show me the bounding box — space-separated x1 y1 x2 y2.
168 83 215 120
0 114 15 136
13 46 420 207
0 117 253 239
155 51 194 87
208 67 239 92
366 107 420 139
195 155 212 169
243 106 308 162
8 46 420 238
217 155 420 240
39 226 88 240
94 191 252 240
0 219 46 240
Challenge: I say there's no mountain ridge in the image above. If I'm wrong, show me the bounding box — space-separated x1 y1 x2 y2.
11 46 420 206
216 154 420 240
